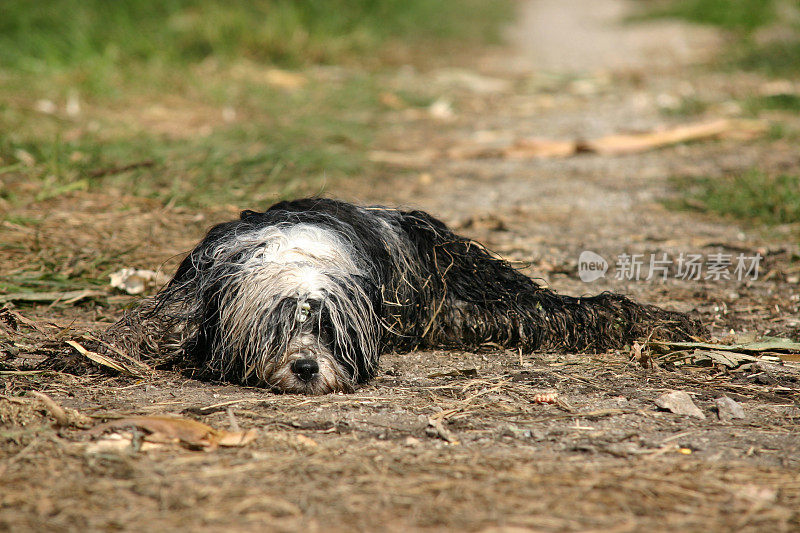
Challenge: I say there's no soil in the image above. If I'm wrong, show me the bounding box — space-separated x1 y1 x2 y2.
2 1 799 531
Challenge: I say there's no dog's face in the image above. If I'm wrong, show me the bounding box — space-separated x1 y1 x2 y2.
198 224 381 394
242 293 374 394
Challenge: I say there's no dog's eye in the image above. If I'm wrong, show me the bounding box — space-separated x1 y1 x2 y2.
297 302 312 322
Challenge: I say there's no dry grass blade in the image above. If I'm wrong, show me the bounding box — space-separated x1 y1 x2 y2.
65 339 141 376
80 333 153 374
0 290 106 305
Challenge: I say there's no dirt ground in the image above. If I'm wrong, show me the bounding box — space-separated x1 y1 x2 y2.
2 1 800 531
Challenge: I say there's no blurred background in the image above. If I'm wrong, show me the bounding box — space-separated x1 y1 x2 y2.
0 0 512 207
1 0 799 300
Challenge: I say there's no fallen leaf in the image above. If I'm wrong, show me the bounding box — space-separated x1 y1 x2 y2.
293 434 319 449
531 392 559 404
379 92 405 109
86 415 258 451
655 391 706 419
426 416 458 443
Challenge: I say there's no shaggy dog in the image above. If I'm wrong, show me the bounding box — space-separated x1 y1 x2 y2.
109 198 704 394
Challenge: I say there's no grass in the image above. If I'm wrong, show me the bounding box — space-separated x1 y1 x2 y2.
734 40 800 77
0 0 511 71
669 171 800 226
0 1 512 301
0 1 512 209
637 0 800 77
659 96 709 117
0 73 377 207
744 93 800 115
639 0 776 33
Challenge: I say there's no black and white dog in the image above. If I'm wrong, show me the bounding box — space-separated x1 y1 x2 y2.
110 198 704 394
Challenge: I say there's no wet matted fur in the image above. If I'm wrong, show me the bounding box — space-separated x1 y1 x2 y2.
108 198 705 394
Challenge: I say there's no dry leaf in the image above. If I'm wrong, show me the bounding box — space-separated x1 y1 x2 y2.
426 416 458 443
86 415 258 451
293 434 319 449
531 392 559 404
379 92 405 109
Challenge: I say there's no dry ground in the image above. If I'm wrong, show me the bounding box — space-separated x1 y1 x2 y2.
2 1 800 531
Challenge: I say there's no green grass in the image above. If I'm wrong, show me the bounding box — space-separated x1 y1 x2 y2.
0 74 378 207
0 0 512 71
639 0 776 33
637 0 800 77
734 39 800 77
0 1 513 209
659 96 709 117
669 171 800 226
744 93 800 115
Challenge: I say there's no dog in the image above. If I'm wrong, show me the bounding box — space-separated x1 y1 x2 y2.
109 198 704 394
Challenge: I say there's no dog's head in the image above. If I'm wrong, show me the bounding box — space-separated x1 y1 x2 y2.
182 223 381 394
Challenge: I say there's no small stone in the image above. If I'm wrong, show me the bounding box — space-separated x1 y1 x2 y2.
714 396 745 422
655 391 706 419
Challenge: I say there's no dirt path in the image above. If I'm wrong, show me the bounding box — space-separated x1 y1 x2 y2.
3 1 799 531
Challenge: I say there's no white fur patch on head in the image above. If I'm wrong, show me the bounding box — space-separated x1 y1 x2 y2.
199 223 378 391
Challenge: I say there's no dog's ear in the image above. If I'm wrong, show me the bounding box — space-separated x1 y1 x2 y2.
240 209 260 220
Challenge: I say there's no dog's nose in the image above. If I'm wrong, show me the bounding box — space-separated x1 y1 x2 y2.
291 358 319 382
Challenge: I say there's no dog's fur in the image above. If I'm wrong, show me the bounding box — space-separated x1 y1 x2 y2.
109 198 704 394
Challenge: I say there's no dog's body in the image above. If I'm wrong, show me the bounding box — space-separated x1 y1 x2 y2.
110 198 704 394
